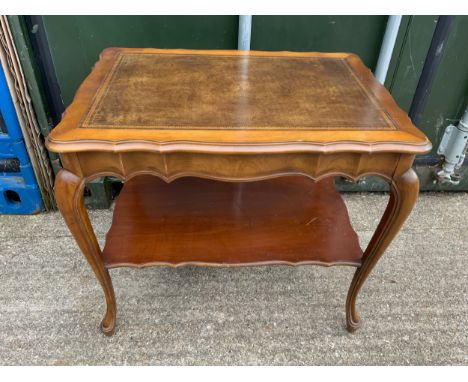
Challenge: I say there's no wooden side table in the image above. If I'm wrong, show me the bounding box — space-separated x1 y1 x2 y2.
46 48 431 336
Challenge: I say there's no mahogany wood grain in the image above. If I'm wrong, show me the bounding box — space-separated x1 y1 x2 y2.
54 169 116 335
46 48 431 155
103 175 363 268
346 166 420 332
46 48 432 335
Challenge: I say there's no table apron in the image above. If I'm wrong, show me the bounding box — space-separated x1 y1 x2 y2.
59 151 414 184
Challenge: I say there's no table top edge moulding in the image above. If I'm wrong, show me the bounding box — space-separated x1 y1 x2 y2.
46 48 432 155
46 48 432 336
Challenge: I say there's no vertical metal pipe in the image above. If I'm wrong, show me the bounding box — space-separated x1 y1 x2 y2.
238 16 252 51
25 15 64 126
409 16 455 125
374 15 402 84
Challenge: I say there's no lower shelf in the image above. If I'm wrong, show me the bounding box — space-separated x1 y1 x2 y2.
103 175 363 268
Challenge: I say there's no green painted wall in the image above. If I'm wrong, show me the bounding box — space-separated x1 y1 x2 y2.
385 16 438 113
41 16 239 106
415 16 468 159
38 15 240 208
43 16 390 107
251 16 387 69
33 15 468 194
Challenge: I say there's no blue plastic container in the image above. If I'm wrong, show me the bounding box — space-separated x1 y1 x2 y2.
0 62 44 214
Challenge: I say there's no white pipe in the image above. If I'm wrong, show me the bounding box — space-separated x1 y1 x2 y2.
375 15 402 84
238 16 252 51
436 106 468 184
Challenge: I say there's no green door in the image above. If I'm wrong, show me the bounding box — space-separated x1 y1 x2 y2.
10 15 468 207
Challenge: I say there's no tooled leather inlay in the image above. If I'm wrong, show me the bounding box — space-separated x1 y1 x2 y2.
80 53 397 131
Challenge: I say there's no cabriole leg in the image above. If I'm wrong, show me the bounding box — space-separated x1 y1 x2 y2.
54 169 117 336
346 168 419 332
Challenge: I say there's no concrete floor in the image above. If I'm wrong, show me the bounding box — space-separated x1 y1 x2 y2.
0 191 467 365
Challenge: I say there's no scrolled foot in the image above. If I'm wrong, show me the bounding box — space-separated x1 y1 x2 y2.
346 270 362 333
346 311 361 333
100 309 116 336
101 317 116 336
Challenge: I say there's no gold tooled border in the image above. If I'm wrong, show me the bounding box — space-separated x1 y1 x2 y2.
80 53 398 131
